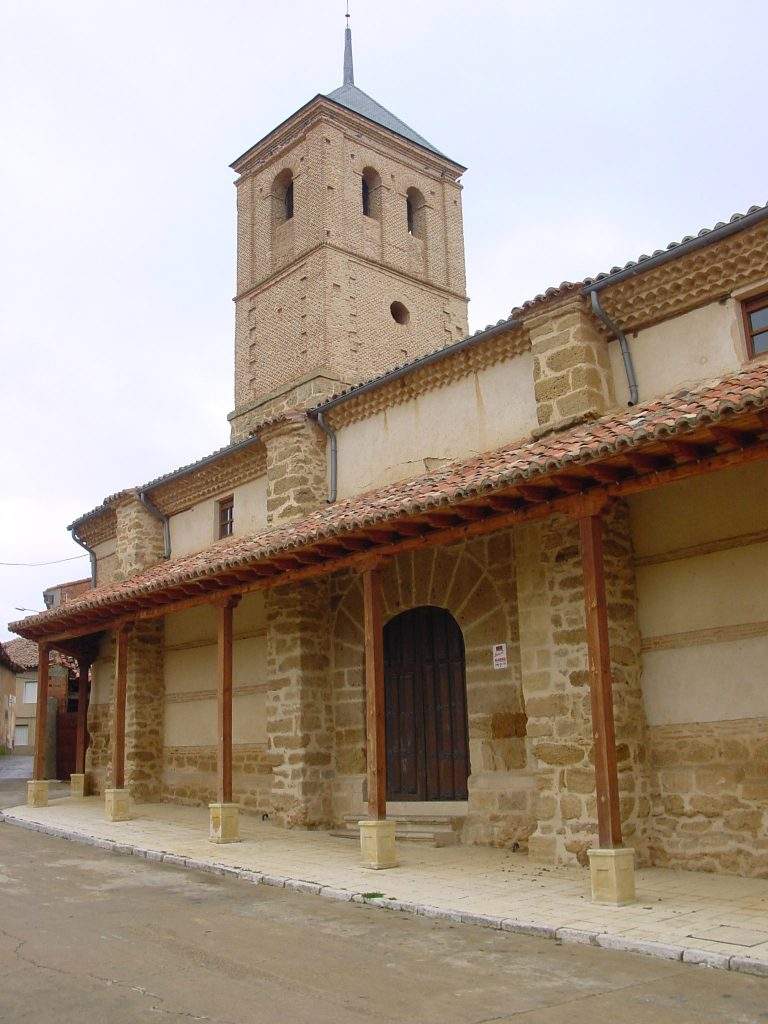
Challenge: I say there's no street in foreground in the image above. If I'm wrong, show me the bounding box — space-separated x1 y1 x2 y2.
0 783 766 1023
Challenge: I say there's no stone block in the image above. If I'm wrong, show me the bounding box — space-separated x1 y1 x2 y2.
70 773 89 798
359 819 397 870
588 847 636 905
104 788 132 822
27 780 49 808
209 803 241 844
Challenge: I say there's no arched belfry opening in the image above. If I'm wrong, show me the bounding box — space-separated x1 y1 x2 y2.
272 168 294 228
384 606 469 801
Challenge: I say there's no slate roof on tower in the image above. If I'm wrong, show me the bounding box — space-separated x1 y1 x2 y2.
325 21 448 159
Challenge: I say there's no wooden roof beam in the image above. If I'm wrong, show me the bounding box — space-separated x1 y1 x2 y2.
546 475 586 494
666 439 714 462
583 464 628 484
622 452 672 473
516 484 559 503
710 425 757 449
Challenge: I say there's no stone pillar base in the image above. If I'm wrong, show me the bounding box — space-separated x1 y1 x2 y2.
104 788 131 822
70 773 89 798
209 803 240 844
359 819 397 870
27 780 49 808
588 847 636 905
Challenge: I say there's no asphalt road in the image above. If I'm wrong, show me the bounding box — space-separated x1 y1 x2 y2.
0 775 766 1023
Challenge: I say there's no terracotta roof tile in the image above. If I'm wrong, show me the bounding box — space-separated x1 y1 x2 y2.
2 637 39 670
11 362 768 638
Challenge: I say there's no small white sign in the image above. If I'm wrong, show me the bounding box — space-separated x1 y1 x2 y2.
492 643 507 670
8 695 15 705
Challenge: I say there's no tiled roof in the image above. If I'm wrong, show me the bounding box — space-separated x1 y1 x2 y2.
0 644 23 673
512 202 768 314
11 362 768 639
70 435 265 529
313 318 519 413
3 637 38 670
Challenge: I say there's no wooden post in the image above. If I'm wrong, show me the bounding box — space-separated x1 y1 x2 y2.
75 658 91 775
216 597 240 804
362 566 386 820
578 510 622 849
112 624 131 791
32 642 51 781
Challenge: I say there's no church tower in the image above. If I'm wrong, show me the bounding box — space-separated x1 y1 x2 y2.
228 18 469 440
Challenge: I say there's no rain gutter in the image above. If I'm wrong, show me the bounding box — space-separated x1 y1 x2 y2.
68 526 97 585
138 490 171 560
587 289 639 406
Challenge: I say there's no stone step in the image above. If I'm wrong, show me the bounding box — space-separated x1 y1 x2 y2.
332 813 465 847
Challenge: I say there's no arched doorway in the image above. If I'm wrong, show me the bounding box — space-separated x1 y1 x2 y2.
384 606 469 801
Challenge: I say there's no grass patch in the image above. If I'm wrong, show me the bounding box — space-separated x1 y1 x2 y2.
361 891 385 900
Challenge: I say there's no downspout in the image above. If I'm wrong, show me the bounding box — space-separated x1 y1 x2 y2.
138 490 171 559
313 411 338 504
68 525 97 585
589 289 639 406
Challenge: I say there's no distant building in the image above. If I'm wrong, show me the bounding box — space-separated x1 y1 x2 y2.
0 644 22 750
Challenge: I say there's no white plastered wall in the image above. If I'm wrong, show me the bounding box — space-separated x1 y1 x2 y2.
610 299 744 406
163 593 268 748
630 461 768 726
335 352 537 497
168 476 267 560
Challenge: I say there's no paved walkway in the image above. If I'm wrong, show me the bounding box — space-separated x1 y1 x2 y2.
0 754 33 780
3 796 768 978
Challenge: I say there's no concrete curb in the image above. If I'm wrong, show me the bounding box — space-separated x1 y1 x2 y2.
3 811 767 979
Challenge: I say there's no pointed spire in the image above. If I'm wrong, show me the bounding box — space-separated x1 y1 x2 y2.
343 3 354 86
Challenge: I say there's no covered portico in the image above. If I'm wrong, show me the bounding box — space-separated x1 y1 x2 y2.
13 365 768 904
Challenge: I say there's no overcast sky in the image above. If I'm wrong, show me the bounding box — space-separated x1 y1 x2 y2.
2 0 766 639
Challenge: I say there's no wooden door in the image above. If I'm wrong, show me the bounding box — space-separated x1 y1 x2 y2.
384 606 469 801
56 711 78 781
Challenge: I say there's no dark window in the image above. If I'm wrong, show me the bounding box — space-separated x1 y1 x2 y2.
743 292 768 357
406 195 414 234
218 496 234 539
67 697 78 713
362 177 370 217
284 181 294 221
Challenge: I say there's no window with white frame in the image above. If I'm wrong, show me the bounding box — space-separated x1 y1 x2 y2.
23 680 37 704
14 723 29 746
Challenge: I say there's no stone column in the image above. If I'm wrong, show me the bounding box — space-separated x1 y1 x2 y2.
515 502 649 865
114 493 166 581
265 580 333 828
261 414 327 526
125 619 165 802
525 295 615 435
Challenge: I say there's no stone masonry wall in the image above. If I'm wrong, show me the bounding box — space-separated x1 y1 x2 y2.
161 743 276 812
85 634 115 794
330 533 535 846
264 580 334 828
516 502 650 866
115 494 165 580
525 296 615 435
124 619 165 801
261 416 328 526
647 718 768 877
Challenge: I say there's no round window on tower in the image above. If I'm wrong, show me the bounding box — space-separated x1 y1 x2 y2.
390 301 410 325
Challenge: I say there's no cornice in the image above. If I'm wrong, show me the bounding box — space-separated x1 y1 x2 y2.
597 220 768 333
232 97 464 182
326 324 529 429
148 446 267 516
